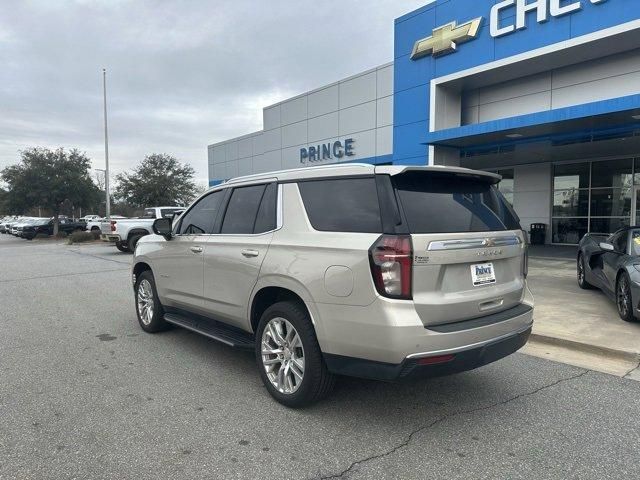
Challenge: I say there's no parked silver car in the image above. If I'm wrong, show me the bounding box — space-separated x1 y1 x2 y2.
132 164 534 407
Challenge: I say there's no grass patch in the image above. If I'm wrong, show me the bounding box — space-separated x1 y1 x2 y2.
66 231 95 244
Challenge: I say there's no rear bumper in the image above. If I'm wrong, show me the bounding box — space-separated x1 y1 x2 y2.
101 234 121 243
324 326 531 381
315 284 534 366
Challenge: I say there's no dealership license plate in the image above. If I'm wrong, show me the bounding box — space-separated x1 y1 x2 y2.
471 263 496 287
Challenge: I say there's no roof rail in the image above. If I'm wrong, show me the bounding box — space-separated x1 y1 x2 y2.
223 163 373 185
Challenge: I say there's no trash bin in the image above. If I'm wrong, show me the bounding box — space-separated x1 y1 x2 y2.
530 223 547 245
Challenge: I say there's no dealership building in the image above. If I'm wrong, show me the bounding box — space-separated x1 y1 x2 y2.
209 0 640 244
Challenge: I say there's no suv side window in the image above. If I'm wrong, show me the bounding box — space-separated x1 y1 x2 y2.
179 190 225 235
254 183 278 234
298 178 382 233
221 184 267 234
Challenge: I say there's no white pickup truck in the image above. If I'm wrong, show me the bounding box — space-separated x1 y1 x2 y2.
100 206 184 252
87 215 127 234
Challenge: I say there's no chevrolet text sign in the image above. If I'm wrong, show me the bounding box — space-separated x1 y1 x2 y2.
411 0 609 59
490 0 608 38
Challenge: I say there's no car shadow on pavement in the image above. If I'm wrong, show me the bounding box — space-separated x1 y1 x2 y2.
160 323 573 418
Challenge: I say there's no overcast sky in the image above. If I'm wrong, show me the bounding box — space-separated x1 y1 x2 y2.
0 0 430 185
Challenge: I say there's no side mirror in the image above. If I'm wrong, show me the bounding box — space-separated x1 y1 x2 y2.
153 218 173 240
599 242 615 252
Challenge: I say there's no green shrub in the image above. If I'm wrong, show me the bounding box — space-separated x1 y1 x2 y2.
67 231 94 244
55 231 68 239
91 230 100 240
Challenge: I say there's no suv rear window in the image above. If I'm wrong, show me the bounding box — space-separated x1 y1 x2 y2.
393 172 521 233
298 178 382 233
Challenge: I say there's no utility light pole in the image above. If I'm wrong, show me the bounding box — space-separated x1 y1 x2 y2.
102 68 111 220
95 168 106 216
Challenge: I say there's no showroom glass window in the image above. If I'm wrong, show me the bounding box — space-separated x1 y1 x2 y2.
552 159 633 244
484 169 514 205
495 169 514 205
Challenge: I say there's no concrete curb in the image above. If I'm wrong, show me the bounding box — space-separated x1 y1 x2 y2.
529 256 575 262
528 333 640 363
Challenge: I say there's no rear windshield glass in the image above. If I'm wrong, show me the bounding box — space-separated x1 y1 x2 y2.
393 172 521 234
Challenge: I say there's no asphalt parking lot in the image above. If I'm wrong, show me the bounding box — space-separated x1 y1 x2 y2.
1 234 639 479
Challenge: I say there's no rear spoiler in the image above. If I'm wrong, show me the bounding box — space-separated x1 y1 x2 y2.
375 165 501 184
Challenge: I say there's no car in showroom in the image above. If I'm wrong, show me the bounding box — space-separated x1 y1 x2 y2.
578 227 640 323
131 164 534 407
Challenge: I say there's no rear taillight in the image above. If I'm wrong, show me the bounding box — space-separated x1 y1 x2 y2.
369 235 413 300
110 221 117 232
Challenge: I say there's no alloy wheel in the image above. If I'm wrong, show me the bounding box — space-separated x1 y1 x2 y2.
137 279 154 326
617 276 630 318
578 258 585 285
261 317 305 395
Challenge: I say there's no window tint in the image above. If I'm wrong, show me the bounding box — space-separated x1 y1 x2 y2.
254 183 278 234
179 190 225 234
393 172 521 234
298 178 382 233
612 231 628 253
221 185 267 234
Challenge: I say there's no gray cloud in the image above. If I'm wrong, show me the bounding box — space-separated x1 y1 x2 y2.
0 0 428 184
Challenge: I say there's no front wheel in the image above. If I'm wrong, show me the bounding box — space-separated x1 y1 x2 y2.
616 272 637 323
577 254 595 290
134 271 168 333
255 301 335 408
115 241 130 253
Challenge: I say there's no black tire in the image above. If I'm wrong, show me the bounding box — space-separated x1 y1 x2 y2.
577 254 595 290
91 226 100 232
255 301 335 408
134 270 168 333
616 272 637 323
128 234 143 252
115 241 130 253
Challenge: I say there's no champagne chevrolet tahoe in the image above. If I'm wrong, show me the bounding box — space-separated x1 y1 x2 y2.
131 164 534 407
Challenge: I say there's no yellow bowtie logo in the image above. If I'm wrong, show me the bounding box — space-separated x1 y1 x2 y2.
411 18 483 59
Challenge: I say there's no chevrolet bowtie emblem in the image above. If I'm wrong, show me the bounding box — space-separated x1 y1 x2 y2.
411 17 483 59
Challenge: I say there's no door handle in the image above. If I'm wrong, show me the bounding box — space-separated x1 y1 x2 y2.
190 246 203 254
241 249 259 258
